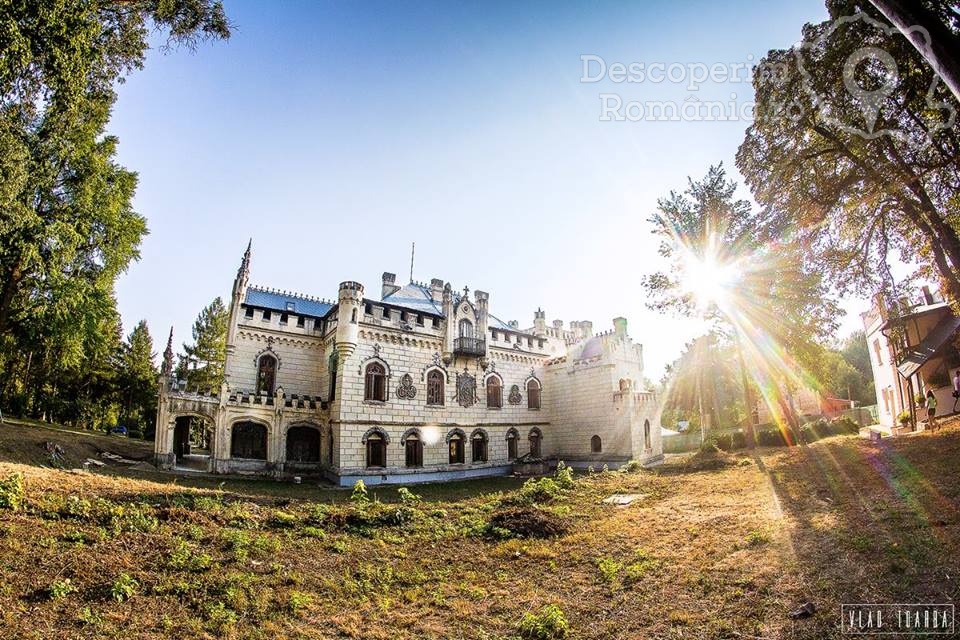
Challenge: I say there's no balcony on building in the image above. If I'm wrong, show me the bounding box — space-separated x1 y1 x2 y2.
453 336 486 357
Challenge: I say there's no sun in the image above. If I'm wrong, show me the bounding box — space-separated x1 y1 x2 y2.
680 249 742 312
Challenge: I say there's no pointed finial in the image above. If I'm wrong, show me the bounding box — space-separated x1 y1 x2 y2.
162 327 175 376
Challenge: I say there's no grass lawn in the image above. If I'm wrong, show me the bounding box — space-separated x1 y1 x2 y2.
0 419 957 639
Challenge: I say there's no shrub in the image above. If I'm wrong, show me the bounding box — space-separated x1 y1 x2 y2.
746 529 771 546
518 604 569 640
302 526 326 539
396 487 421 504
621 459 644 473
596 557 621 584
554 462 575 489
511 477 563 505
168 539 213 572
48 578 77 600
350 480 369 505
110 573 139 602
0 473 25 511
269 510 298 529
756 429 788 447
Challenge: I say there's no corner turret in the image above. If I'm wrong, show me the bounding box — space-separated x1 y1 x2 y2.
335 281 364 359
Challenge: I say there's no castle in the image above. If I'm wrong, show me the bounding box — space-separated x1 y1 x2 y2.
153 243 662 485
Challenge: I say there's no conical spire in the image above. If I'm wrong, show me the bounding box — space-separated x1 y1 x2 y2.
162 327 175 377
233 239 252 297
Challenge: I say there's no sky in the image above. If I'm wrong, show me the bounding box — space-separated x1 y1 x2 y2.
111 0 862 379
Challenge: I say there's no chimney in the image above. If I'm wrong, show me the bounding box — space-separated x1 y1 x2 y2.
921 285 935 305
552 319 564 330
579 320 593 338
381 272 400 299
430 278 444 301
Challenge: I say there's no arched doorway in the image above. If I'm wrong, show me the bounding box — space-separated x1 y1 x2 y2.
173 414 214 471
286 425 320 463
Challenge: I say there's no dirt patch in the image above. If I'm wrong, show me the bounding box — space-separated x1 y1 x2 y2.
489 506 568 538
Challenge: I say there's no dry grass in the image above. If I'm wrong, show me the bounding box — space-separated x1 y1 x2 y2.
0 420 957 639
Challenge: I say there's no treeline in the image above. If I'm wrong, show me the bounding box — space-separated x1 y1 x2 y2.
0 1 229 433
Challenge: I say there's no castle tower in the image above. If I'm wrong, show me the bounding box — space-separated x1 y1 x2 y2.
224 240 251 382
335 281 364 359
533 308 546 335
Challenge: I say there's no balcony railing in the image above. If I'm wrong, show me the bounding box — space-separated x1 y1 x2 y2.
453 336 486 356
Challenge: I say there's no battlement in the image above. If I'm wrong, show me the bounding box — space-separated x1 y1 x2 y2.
248 284 333 306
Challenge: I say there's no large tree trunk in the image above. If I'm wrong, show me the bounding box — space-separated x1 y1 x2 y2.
869 0 960 103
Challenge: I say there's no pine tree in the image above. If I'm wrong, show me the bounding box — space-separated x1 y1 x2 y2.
119 320 157 438
182 297 228 391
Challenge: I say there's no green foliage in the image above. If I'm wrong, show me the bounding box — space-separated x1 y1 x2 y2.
110 573 139 602
553 461 575 489
737 3 960 300
0 0 229 428
47 578 76 600
167 539 212 572
118 320 158 435
596 557 622 584
0 473 25 511
178 297 229 390
518 604 570 640
287 590 314 615
350 479 369 505
396 487 421 504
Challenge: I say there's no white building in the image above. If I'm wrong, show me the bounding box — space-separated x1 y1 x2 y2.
862 286 960 431
153 243 662 484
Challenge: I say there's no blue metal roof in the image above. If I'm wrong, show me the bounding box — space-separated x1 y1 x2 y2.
383 283 531 334
244 286 333 318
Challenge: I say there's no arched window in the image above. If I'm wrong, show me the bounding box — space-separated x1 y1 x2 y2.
286 426 320 462
328 352 338 401
364 362 387 402
231 421 267 460
448 431 465 464
256 354 277 396
366 432 386 468
427 369 445 406
591 435 602 453
506 428 519 460
644 419 651 450
526 378 541 409
458 319 474 338
351 308 357 323
486 375 502 408
404 432 423 468
528 428 542 458
471 430 488 463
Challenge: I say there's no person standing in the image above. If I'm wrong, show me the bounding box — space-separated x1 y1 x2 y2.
953 370 960 413
926 389 938 431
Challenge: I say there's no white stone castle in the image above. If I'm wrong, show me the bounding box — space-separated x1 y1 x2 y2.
154 243 661 485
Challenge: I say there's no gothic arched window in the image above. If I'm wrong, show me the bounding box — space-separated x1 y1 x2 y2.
644 419 651 450
427 370 445 406
256 354 277 396
486 375 502 408
506 428 519 460
458 319 474 338
231 421 267 460
364 363 387 402
526 378 541 410
404 432 423 468
448 431 465 464
471 430 488 463
366 431 386 468
591 435 602 453
528 428 542 458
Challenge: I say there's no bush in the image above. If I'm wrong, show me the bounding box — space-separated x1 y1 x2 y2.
396 487 421 504
488 507 567 539
350 480 369 505
519 604 569 640
554 461 575 489
48 578 77 600
512 477 563 505
756 429 788 447
0 473 25 511
110 573 139 602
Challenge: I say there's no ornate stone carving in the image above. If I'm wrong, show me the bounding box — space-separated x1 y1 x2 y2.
373 343 382 357
508 384 522 405
457 370 476 407
396 373 417 399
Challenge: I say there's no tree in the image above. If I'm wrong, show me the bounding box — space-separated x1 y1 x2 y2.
642 165 840 444
119 320 157 437
0 0 228 425
737 2 960 304
867 0 960 102
180 297 228 391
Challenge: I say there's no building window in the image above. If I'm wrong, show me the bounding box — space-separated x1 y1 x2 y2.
286 426 320 462
506 429 518 460
328 353 338 401
296 316 305 328
405 433 423 468
459 319 474 338
382 308 391 320
591 435 602 453
427 370 445 406
351 308 357 323
280 312 288 324
491 330 498 341
432 317 440 328
365 303 373 315
448 432 465 464
527 378 541 409
528 428 542 458
263 310 271 321
644 419 651 450
366 433 386 468
256 354 277 396
486 375 503 408
244 307 254 319
231 421 267 459
471 430 488 463
873 339 883 365
364 363 387 402
416 314 423 326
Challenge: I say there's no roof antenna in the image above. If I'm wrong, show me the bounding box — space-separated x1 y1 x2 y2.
409 241 415 283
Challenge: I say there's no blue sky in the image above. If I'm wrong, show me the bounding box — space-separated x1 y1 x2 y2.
111 0 855 378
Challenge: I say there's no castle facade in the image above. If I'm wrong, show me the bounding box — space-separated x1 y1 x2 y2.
153 244 661 485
